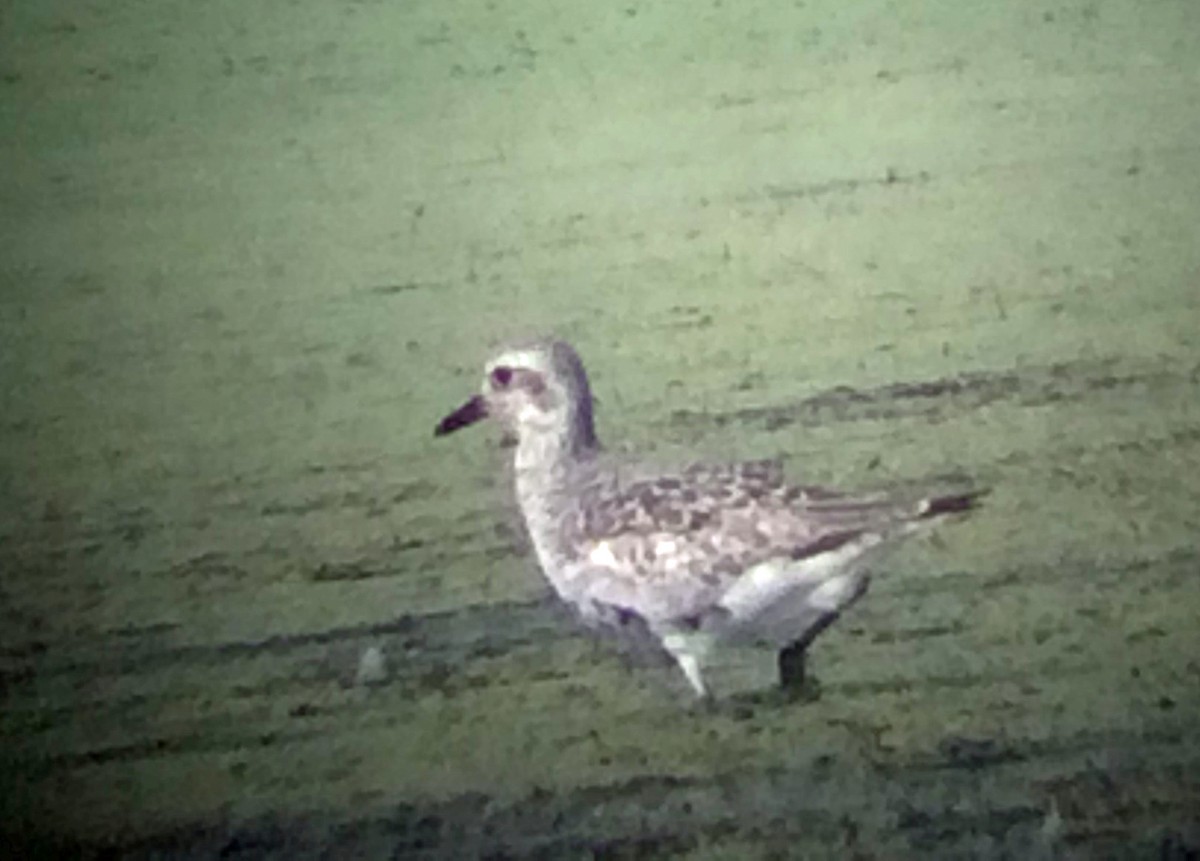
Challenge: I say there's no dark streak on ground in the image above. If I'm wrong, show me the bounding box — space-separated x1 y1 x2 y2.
670 356 1195 432
3 547 1197 859
19 737 1200 860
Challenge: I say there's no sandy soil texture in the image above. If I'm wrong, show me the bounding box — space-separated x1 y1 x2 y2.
2 0 1199 857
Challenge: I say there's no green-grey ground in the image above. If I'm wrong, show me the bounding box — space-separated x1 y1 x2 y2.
2 0 1199 857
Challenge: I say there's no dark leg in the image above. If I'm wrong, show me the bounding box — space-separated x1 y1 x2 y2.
778 572 873 692
777 609 840 690
778 640 809 689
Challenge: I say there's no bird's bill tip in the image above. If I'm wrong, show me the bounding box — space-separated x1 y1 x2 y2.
434 394 489 436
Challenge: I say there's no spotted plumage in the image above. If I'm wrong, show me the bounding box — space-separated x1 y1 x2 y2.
436 339 983 698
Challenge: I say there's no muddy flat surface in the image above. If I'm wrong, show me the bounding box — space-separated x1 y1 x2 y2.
2 1 1199 857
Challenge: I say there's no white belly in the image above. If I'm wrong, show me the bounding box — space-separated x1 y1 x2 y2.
715 534 884 645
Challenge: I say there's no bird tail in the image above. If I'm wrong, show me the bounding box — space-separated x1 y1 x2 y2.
916 487 989 519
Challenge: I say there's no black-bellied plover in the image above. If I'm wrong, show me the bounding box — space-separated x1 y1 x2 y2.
436 339 983 699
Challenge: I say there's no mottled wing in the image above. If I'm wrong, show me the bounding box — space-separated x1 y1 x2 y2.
572 460 982 623
571 461 875 621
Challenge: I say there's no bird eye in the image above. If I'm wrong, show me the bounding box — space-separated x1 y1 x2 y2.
490 366 514 388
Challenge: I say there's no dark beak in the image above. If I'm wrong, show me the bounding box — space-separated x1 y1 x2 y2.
435 394 489 436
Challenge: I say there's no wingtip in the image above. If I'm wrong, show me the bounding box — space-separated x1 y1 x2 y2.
919 487 989 518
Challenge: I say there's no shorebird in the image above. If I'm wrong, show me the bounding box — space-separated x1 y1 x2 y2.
435 339 983 699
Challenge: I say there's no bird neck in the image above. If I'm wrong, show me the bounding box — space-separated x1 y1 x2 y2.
511 428 599 598
513 426 596 495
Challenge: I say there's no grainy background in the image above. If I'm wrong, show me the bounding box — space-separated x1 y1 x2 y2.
2 0 1199 857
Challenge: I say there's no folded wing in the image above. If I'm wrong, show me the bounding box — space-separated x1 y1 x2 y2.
568 460 982 624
